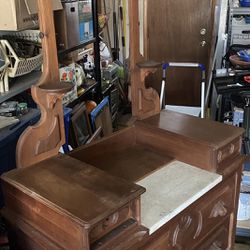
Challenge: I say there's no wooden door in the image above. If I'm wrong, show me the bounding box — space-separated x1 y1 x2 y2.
145 0 216 106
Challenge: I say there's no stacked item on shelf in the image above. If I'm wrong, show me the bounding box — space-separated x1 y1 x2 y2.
59 63 81 106
0 30 42 93
101 62 119 124
54 0 94 51
231 13 250 45
228 1 250 70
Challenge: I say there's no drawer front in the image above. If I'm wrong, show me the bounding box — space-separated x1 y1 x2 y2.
216 138 241 165
141 176 236 250
194 219 230 250
89 199 139 244
168 178 234 248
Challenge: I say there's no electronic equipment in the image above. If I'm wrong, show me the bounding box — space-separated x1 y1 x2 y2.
54 0 94 50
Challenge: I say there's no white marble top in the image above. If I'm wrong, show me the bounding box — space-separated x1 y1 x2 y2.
136 160 222 235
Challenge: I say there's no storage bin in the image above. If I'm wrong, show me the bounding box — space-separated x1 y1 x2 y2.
231 23 250 45
240 0 250 7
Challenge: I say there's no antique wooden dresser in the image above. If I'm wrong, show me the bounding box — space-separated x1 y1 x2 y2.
1 110 245 249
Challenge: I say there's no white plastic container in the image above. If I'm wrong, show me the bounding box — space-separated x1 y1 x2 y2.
237 193 250 220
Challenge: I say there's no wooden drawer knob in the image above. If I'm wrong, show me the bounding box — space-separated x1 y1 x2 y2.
229 144 235 154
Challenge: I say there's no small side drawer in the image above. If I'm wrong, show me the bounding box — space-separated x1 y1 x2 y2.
198 179 234 235
216 138 241 165
89 201 137 244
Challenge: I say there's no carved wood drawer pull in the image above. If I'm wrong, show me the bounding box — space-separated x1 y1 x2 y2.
229 144 235 154
209 201 228 218
209 240 223 250
103 212 119 229
217 151 223 162
217 142 237 163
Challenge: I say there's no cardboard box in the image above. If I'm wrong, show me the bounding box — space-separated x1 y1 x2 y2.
0 0 62 31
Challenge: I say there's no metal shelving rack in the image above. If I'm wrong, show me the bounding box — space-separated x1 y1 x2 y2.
0 0 102 104
0 71 41 103
227 0 250 48
226 1 250 238
58 0 102 102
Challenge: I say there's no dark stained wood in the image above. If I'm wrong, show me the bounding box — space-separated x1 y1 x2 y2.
145 0 217 106
2 155 145 226
137 110 245 148
1 0 244 249
137 60 162 69
138 111 244 149
128 0 160 119
134 110 244 172
71 144 173 182
16 0 72 168
2 111 245 249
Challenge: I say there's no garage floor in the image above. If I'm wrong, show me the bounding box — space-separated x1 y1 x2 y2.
235 243 250 249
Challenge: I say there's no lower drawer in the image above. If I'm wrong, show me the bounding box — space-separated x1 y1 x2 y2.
139 174 237 249
194 218 230 250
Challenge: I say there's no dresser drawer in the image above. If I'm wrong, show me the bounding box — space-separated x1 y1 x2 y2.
168 178 235 247
194 218 230 250
141 175 236 250
216 138 241 166
89 199 139 244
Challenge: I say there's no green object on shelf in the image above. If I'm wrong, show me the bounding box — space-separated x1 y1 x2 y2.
17 102 28 115
117 66 125 79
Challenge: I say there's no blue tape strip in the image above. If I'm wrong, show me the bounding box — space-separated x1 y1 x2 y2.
90 96 110 129
162 63 169 70
198 64 206 71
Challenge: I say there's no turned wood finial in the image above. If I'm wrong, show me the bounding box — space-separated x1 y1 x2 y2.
16 0 72 168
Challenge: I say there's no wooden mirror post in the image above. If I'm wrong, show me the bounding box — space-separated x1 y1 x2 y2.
16 0 72 168
129 0 161 120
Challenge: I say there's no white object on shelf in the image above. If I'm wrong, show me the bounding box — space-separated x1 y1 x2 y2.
231 22 250 45
0 30 42 44
0 116 19 130
0 39 42 93
0 43 10 93
0 0 62 31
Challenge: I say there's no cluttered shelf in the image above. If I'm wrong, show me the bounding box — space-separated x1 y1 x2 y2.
78 79 98 98
58 38 96 58
0 71 41 104
230 0 250 15
66 79 98 108
231 6 250 15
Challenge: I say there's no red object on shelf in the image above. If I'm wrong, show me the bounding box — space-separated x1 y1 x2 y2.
244 76 250 83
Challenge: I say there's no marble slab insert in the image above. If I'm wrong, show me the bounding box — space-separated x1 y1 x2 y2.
136 160 222 234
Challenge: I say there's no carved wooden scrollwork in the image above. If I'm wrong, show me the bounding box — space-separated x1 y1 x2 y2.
170 211 203 248
208 240 223 250
129 0 161 120
209 201 228 218
16 0 72 168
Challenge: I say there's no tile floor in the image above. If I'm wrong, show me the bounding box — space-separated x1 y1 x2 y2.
235 236 250 249
235 243 250 249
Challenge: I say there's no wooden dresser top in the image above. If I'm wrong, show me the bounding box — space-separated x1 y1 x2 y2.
137 110 245 148
1 154 145 226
